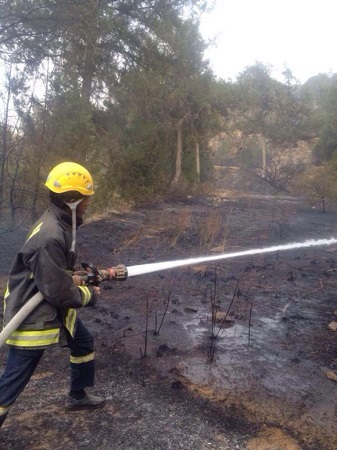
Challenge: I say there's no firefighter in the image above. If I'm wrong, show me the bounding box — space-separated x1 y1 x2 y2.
0 162 117 428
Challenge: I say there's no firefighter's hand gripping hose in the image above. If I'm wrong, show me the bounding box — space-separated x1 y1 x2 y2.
72 262 128 286
0 262 128 349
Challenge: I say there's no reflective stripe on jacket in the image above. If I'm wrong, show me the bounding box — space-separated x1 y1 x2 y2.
2 203 96 349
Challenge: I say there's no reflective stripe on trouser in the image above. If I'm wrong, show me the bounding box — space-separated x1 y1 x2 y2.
0 406 9 416
0 348 44 408
66 318 95 391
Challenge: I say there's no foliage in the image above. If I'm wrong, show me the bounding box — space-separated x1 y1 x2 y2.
293 164 337 212
313 81 337 162
1 3 337 224
0 0 215 222
235 63 311 149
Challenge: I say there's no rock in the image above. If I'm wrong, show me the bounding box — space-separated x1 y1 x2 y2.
327 321 337 331
214 311 234 324
326 370 337 382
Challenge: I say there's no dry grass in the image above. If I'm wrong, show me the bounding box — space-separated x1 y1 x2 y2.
121 224 150 248
198 208 233 252
120 207 194 249
119 206 234 252
86 205 132 223
167 207 193 247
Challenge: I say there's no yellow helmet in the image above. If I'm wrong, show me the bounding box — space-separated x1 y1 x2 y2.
45 162 94 196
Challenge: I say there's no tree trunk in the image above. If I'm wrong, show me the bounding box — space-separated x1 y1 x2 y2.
261 135 267 178
195 140 200 183
0 66 12 223
9 159 19 228
172 119 183 184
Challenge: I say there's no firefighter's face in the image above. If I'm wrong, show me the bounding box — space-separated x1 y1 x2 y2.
76 196 90 218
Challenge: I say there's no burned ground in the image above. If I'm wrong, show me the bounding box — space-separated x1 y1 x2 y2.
0 187 337 450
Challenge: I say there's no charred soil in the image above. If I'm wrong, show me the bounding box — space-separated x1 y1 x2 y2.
1 187 337 450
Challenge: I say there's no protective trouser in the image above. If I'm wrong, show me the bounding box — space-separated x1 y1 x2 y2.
67 318 95 391
0 318 95 428
0 348 43 428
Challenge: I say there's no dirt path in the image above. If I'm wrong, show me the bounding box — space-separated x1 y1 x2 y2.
1 191 337 449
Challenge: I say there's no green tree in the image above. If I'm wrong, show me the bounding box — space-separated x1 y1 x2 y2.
0 0 206 104
89 17 222 202
0 0 211 210
309 76 337 162
231 63 311 189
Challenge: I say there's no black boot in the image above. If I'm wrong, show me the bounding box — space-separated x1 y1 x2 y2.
65 393 105 411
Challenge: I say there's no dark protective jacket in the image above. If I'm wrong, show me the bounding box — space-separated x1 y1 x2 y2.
2 203 95 348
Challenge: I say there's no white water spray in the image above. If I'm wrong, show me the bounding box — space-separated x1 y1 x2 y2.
127 238 337 277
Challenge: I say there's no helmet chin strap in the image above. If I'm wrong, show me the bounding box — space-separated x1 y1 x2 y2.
64 199 84 253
